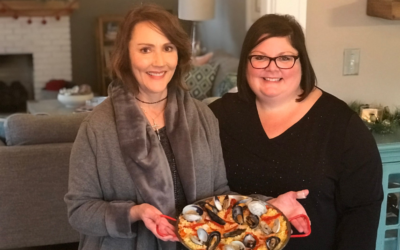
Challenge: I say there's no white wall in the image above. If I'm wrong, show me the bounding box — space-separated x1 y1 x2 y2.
306 0 400 110
199 0 246 57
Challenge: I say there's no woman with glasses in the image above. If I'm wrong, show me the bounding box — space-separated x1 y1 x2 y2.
210 14 383 250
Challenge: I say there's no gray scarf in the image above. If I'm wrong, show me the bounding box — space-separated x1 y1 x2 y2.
109 81 199 249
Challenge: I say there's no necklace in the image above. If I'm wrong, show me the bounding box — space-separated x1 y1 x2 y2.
135 95 168 104
140 105 165 140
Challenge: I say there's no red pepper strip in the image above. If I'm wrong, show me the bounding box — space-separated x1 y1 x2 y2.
230 199 237 207
261 213 281 225
225 221 236 224
224 224 239 232
224 207 232 219
254 245 261 250
289 214 311 238
184 222 205 229
210 220 225 228
179 230 186 238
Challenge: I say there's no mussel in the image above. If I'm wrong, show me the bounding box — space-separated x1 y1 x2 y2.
207 231 221 250
198 201 219 214
223 228 246 238
232 205 244 224
198 201 226 225
182 204 203 222
243 234 257 249
266 236 281 250
245 214 260 229
235 198 253 206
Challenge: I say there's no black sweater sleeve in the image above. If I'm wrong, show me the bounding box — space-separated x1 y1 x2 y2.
335 114 383 249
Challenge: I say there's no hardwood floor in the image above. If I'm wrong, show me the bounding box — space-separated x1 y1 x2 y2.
5 242 78 250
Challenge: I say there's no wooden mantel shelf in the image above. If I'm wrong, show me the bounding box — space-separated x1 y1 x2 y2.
367 0 400 20
0 0 79 17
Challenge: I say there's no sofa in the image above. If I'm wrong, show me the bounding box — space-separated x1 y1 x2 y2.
186 50 239 101
0 112 87 249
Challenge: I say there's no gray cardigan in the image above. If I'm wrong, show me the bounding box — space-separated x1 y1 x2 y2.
64 85 229 250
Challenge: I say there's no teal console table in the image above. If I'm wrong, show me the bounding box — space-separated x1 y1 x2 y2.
375 130 400 250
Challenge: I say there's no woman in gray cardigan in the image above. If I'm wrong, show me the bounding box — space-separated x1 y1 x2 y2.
65 4 309 250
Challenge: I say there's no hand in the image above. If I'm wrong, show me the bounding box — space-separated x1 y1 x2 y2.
130 203 179 242
268 190 310 234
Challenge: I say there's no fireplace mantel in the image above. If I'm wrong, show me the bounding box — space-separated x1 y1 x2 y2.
0 0 79 17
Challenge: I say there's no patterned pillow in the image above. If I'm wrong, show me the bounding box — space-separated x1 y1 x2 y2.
185 63 219 100
214 72 237 97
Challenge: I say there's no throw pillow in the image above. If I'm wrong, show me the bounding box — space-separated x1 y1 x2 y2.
192 52 214 66
214 72 237 97
185 63 219 100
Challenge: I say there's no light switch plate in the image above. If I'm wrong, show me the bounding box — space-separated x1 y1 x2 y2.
343 49 360 76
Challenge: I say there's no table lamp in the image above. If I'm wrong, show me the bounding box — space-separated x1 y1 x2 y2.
178 0 215 57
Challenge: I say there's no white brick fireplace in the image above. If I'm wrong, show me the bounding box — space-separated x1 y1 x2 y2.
0 16 72 100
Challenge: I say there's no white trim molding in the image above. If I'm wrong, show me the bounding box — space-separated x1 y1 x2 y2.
246 0 307 34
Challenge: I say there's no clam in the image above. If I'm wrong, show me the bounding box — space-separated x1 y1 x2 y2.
182 204 203 222
213 195 222 211
190 228 208 245
247 200 267 217
246 214 260 229
222 195 230 210
272 218 280 233
266 236 281 250
232 205 244 224
260 221 273 235
235 198 253 206
223 241 245 250
243 234 257 249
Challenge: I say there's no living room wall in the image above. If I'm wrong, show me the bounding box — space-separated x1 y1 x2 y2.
198 0 246 58
201 0 400 110
306 0 400 110
70 0 179 94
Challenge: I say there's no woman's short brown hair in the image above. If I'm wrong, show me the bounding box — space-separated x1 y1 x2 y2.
110 4 191 94
237 14 317 102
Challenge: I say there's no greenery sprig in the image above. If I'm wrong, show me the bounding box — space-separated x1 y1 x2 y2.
348 101 400 134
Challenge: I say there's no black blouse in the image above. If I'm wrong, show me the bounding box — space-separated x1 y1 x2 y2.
158 127 187 250
210 91 383 250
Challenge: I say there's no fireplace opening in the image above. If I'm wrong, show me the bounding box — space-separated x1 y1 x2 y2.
0 54 33 113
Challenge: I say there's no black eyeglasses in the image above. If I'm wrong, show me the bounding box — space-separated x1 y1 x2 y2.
248 55 299 69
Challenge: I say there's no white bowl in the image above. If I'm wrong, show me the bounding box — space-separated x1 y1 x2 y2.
57 93 94 108
85 96 107 107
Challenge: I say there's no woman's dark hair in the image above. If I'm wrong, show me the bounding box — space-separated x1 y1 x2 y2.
237 14 317 102
111 4 191 94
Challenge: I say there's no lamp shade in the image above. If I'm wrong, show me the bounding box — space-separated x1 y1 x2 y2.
178 0 215 21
